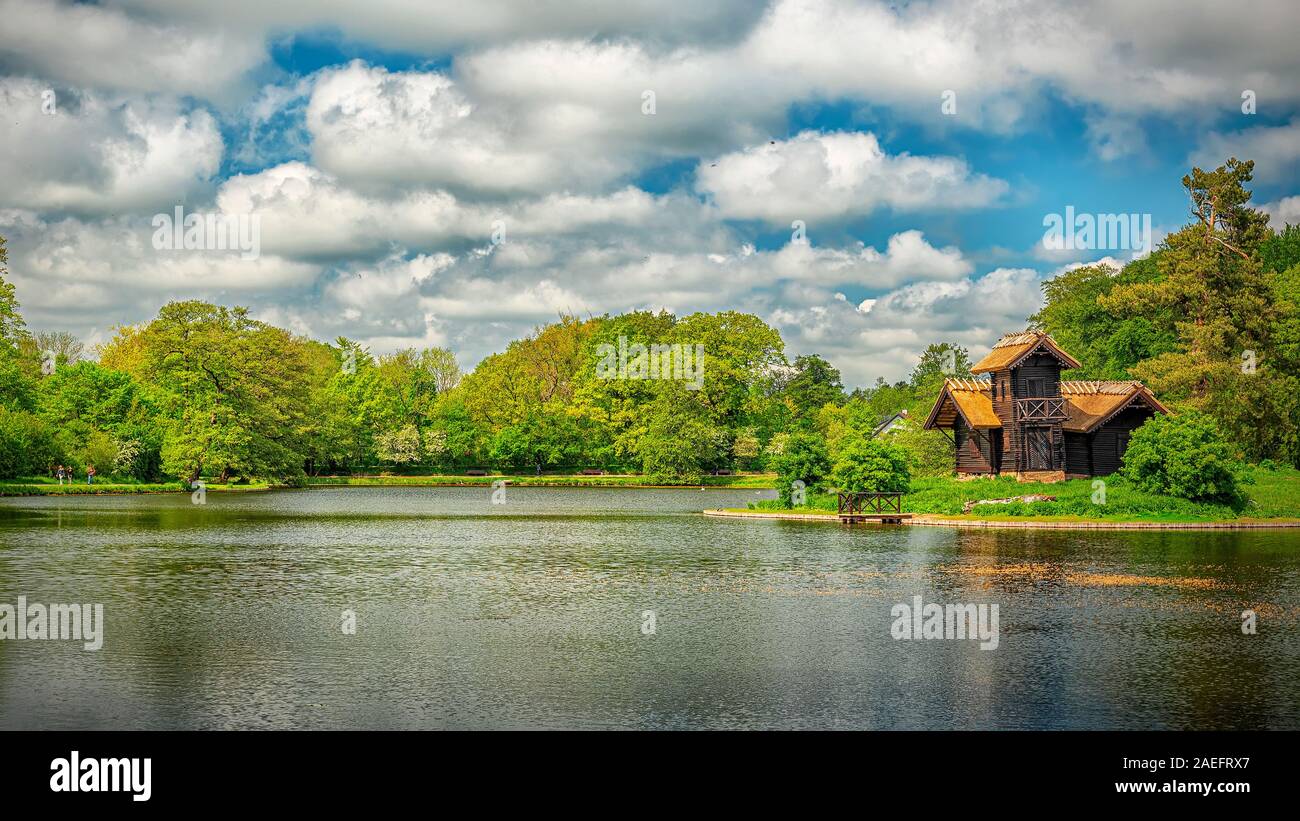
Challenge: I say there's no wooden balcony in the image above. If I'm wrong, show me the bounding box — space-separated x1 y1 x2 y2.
1015 397 1067 421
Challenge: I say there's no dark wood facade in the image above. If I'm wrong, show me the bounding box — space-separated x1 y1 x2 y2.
953 417 999 473
993 352 1069 475
1065 406 1150 477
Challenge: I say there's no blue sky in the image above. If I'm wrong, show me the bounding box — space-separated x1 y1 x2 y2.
2 0 1299 386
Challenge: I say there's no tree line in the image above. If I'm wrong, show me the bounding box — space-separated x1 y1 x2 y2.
0 158 1295 486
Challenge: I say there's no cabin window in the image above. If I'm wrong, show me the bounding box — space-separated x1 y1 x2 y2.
1116 430 1131 457
1027 377 1045 397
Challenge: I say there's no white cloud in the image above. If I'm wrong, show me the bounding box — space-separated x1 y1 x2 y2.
1193 119 1300 178
0 211 318 332
697 131 1007 222
1262 195 1300 229
0 78 223 214
0 0 264 102
306 62 605 195
762 231 973 288
109 0 764 53
215 161 718 260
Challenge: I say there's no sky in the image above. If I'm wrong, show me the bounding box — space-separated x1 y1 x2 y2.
2 0 1299 388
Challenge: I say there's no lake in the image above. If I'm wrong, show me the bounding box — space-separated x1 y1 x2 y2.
0 487 1296 729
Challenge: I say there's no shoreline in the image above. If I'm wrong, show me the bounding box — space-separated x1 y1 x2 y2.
0 484 273 497
702 508 1300 530
0 474 777 497
3 482 1292 529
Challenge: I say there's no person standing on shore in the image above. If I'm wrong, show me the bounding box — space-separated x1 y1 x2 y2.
56 464 65 486
87 464 96 485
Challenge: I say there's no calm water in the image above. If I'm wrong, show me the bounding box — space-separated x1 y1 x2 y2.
0 487 1296 730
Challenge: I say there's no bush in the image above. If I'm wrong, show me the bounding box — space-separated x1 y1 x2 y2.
1120 411 1248 506
377 424 423 465
829 438 911 494
890 427 953 478
772 432 830 505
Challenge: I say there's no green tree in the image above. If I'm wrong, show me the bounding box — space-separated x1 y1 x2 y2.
107 301 313 482
1259 223 1300 274
1032 261 1176 379
773 432 830 505
1103 159 1275 404
0 237 36 412
0 406 58 479
909 342 972 391
81 430 119 477
671 310 785 430
37 361 162 480
781 354 844 425
890 426 953 478
829 439 911 493
310 339 393 472
639 394 727 483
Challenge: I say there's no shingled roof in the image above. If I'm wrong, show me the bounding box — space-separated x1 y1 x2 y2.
971 330 1083 374
1060 380 1169 433
924 377 1168 433
923 378 1002 430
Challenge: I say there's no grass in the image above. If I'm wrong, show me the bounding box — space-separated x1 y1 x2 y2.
305 472 777 489
0 477 273 496
743 467 1300 523
0 471 774 496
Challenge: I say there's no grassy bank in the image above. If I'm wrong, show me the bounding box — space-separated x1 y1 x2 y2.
0 478 273 496
306 473 777 489
741 468 1300 523
0 472 774 496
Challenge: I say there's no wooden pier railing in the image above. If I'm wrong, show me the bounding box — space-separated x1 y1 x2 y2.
836 492 909 523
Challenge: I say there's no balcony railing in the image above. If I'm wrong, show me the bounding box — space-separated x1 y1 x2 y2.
1015 397 1067 421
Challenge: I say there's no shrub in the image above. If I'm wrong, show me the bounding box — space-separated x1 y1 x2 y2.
1120 411 1247 506
773 432 830 505
890 427 953 478
377 424 423 465
829 438 911 494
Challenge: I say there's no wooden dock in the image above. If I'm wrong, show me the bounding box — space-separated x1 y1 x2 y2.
837 492 912 524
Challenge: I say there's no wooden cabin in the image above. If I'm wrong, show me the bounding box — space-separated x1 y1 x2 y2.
922 331 1168 480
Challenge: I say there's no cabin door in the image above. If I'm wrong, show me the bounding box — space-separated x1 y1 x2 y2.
1025 427 1052 471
